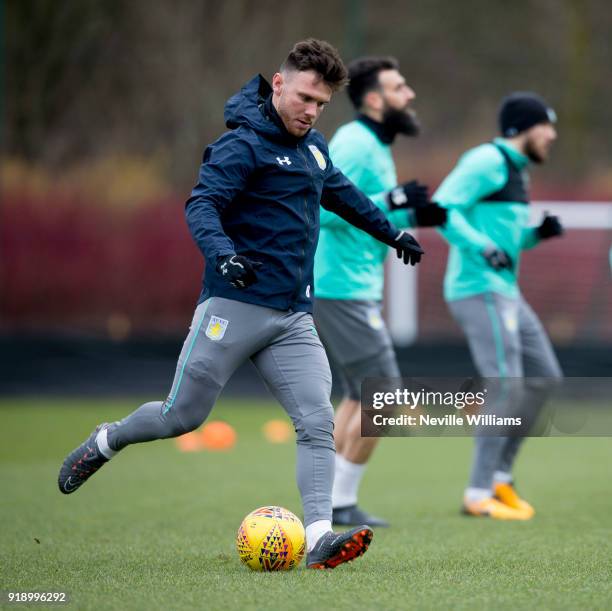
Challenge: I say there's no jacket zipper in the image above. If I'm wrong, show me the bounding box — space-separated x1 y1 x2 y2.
290 143 313 307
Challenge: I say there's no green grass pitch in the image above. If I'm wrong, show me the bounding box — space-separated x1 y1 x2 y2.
1 398 611 610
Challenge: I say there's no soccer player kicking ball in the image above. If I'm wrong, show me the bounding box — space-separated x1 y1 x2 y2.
434 92 564 519
57 39 425 569
314 57 447 527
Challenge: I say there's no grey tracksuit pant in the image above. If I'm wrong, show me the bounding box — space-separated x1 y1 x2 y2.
448 292 563 490
107 297 334 525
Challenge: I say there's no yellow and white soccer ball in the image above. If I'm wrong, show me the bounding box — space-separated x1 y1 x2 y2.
236 506 305 571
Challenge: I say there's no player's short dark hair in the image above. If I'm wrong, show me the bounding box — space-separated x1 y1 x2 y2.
346 56 400 109
281 39 349 92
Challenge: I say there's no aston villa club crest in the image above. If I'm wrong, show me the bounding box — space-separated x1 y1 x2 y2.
206 316 229 341
308 145 326 170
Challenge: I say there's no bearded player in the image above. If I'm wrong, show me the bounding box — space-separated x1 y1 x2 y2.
314 57 446 527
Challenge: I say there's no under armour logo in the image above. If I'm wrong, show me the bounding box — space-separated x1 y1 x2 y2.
276 156 292 166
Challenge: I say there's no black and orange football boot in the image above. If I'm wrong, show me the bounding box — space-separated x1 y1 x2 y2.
306 526 373 569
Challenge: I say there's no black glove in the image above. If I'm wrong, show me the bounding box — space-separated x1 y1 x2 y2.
482 246 513 271
394 230 424 265
414 203 447 227
386 180 429 210
536 212 563 240
216 255 261 289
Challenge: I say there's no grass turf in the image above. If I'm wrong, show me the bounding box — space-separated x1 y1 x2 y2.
1 397 611 610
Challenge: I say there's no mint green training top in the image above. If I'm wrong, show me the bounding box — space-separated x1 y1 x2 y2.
314 120 412 300
433 138 541 302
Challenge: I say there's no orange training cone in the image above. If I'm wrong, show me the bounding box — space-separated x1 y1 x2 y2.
263 419 293 443
175 431 204 452
201 421 237 451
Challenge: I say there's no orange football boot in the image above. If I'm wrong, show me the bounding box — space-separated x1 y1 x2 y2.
494 482 535 518
462 497 532 520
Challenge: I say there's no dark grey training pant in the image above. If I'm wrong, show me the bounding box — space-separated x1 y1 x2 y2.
448 292 563 490
314 299 400 401
107 297 334 525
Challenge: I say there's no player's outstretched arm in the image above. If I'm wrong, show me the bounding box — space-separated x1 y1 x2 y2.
321 164 424 265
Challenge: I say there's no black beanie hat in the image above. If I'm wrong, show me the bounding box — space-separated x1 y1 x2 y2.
499 92 557 137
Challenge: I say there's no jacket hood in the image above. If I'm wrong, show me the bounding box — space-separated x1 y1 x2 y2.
224 74 306 143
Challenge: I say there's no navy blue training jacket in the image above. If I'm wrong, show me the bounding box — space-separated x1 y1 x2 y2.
185 74 400 313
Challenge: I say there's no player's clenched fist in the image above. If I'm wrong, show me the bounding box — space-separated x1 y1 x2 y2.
216 255 261 289
481 245 513 271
